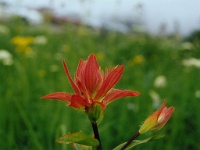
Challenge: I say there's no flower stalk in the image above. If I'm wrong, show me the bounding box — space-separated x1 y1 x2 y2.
92 122 102 150
120 132 140 150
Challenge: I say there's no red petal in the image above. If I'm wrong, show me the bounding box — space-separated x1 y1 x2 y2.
157 99 167 116
41 92 71 103
84 54 102 94
147 100 167 123
103 89 140 105
75 59 87 83
156 106 175 130
76 79 91 104
95 65 124 100
63 60 80 94
69 94 88 109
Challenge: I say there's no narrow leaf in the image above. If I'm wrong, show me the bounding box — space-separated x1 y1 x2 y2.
113 134 165 150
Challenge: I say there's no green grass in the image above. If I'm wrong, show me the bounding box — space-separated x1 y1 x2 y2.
0 19 200 149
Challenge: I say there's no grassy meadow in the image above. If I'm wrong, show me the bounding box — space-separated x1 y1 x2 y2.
0 18 200 150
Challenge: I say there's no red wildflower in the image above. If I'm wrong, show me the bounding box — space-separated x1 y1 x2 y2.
42 54 140 111
139 100 175 134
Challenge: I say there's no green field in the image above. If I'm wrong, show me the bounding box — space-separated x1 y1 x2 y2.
0 19 200 150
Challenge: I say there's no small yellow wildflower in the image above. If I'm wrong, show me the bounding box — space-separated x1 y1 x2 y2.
11 36 34 54
133 55 145 64
129 55 145 65
96 52 105 60
12 36 34 47
38 69 46 78
62 44 70 52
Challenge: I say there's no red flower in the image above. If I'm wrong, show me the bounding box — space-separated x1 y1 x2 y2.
42 54 140 111
139 100 175 134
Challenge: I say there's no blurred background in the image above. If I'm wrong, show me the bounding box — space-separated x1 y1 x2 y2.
0 0 200 149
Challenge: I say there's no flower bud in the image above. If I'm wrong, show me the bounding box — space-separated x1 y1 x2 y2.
139 100 175 134
86 103 104 123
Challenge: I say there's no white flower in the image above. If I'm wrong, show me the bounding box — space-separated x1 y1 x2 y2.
154 75 167 88
127 103 138 112
149 90 161 109
181 42 193 50
182 58 200 68
195 90 200 98
0 49 13 65
34 35 47 45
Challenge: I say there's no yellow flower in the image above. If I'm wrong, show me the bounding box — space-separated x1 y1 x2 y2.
62 44 70 52
96 52 105 60
129 55 145 65
38 69 46 78
16 47 33 54
11 36 34 54
12 36 34 47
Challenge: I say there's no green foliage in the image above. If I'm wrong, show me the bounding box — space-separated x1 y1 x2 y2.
0 19 200 149
113 134 165 150
56 131 99 146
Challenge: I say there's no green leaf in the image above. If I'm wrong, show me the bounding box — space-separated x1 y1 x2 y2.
73 143 93 150
113 134 165 150
56 131 99 147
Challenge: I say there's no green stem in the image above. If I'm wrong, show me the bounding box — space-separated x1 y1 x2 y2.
92 122 102 150
120 132 140 150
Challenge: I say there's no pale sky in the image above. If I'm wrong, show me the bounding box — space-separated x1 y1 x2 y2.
2 0 200 35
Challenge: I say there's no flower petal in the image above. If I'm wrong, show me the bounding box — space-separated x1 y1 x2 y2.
42 92 71 103
139 109 160 134
95 65 124 100
157 99 167 117
139 100 167 134
103 89 140 105
155 106 175 130
63 60 80 94
84 54 102 94
75 59 86 83
69 95 88 109
76 78 92 104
